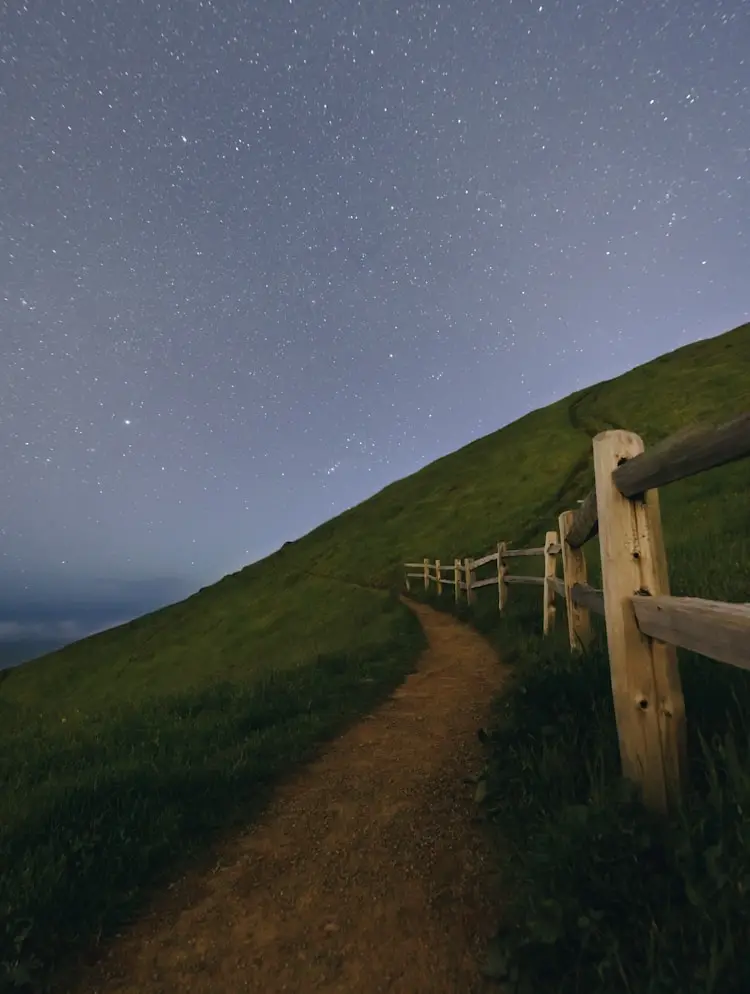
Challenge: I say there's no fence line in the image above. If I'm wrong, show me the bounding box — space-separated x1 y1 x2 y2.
404 413 750 814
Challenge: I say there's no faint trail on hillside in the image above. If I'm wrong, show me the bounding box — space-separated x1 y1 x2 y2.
567 386 623 437
514 387 624 548
64 601 507 994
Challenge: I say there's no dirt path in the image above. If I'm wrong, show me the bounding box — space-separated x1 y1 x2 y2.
66 601 507 994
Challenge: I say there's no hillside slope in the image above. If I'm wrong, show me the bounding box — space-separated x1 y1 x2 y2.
280 320 750 592
4 322 749 715
1 320 749 990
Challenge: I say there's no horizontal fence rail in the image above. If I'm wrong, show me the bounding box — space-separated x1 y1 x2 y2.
611 411 750 497
571 582 605 616
565 490 599 548
631 595 750 671
472 576 500 589
403 409 750 815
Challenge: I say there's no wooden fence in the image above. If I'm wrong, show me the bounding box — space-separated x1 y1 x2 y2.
404 413 750 814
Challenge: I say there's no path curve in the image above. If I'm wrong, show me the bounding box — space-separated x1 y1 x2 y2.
66 601 507 994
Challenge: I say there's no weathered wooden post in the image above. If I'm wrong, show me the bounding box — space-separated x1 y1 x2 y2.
454 558 461 603
542 531 558 636
497 541 508 611
405 572 411 592
464 557 475 606
594 430 687 813
423 557 430 591
435 559 442 595
558 510 592 651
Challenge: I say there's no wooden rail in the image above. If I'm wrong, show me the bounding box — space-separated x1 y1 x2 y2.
403 406 750 815
571 582 604 616
631 595 750 670
565 490 598 549
552 576 566 597
563 412 750 550
611 412 750 496
472 576 500 589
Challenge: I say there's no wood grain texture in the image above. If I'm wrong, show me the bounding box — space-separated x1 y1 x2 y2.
497 542 508 612
594 429 686 814
464 557 475 606
565 490 599 549
632 595 750 670
571 582 605 617
543 531 558 636
559 510 593 650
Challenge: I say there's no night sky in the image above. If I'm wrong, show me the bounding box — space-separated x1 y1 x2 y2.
1 0 748 647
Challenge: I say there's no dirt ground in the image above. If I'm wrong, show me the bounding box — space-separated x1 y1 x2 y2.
64 600 507 994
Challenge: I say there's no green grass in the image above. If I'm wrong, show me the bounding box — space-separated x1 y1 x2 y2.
0 584 426 992
1 321 749 992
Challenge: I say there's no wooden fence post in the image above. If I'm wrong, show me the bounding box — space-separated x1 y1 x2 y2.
593 430 687 813
543 531 558 635
454 558 461 603
497 541 508 611
558 510 592 651
464 557 475 606
405 573 411 592
423 558 429 591
435 559 442 595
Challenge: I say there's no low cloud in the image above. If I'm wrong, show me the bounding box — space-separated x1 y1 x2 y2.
0 574 196 646
0 616 146 643
0 617 118 642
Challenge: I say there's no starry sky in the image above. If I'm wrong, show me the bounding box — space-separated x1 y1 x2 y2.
1 0 748 647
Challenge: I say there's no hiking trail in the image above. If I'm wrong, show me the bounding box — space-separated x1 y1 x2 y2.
65 600 507 994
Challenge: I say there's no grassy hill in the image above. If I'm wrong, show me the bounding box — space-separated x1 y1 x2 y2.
1 321 749 992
